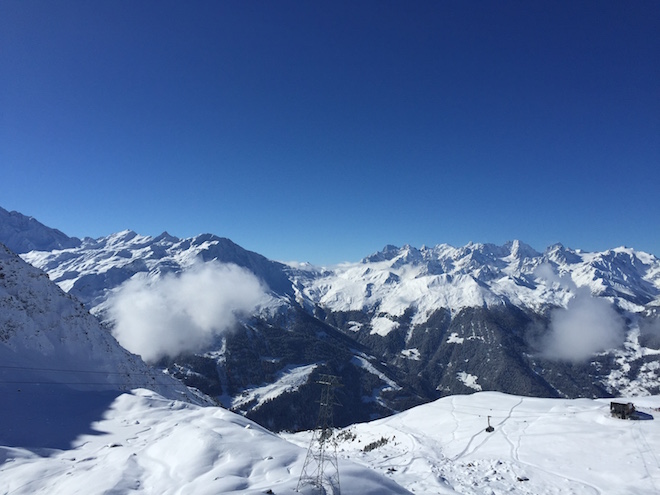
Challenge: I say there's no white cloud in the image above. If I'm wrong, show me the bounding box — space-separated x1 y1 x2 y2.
108 262 267 362
542 289 625 362
534 263 574 290
535 263 626 362
640 316 660 338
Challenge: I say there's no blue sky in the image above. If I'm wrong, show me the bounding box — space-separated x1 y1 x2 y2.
2 1 659 264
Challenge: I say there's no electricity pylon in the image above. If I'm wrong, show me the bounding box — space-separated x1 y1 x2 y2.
297 374 342 494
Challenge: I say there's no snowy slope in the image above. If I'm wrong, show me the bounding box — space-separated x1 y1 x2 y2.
0 243 206 407
0 207 81 254
230 363 318 412
0 389 411 495
286 392 660 495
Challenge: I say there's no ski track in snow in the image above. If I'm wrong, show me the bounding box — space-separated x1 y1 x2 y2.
450 398 522 461
485 399 605 495
632 421 660 494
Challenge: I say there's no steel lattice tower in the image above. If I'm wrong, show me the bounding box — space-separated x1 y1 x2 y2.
296 374 342 494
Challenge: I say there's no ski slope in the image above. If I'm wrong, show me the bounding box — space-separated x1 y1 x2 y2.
286 392 660 495
3 391 659 495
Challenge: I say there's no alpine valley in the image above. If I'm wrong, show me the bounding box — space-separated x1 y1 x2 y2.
2 206 660 433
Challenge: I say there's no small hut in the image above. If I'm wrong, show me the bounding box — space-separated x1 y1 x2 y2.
610 402 635 420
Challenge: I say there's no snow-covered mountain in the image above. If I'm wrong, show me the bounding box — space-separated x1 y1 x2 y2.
293 240 660 320
21 229 293 312
4 209 660 432
290 241 660 400
0 239 410 494
0 207 81 254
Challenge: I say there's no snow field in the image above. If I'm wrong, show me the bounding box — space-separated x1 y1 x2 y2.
0 389 410 495
286 392 660 495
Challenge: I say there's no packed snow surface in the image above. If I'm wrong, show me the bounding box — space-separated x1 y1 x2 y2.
0 389 410 495
286 392 660 495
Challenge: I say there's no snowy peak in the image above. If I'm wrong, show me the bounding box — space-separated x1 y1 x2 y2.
553 246 660 305
543 242 583 265
363 240 539 275
0 207 81 253
506 239 540 259
362 244 403 263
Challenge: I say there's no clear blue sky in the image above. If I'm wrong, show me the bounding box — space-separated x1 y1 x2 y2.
2 1 659 264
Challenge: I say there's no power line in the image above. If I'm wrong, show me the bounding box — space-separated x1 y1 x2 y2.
0 379 154 386
427 403 607 419
0 364 145 375
0 364 166 388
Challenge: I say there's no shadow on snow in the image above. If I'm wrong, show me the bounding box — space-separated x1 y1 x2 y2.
0 384 121 454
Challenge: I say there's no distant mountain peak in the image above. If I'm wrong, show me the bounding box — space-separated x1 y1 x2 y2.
154 231 179 243
505 239 539 259
362 244 399 263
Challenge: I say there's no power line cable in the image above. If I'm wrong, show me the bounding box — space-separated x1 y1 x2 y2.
0 364 146 375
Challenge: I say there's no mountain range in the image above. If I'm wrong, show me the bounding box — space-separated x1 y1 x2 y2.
2 206 660 432
1 210 659 494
